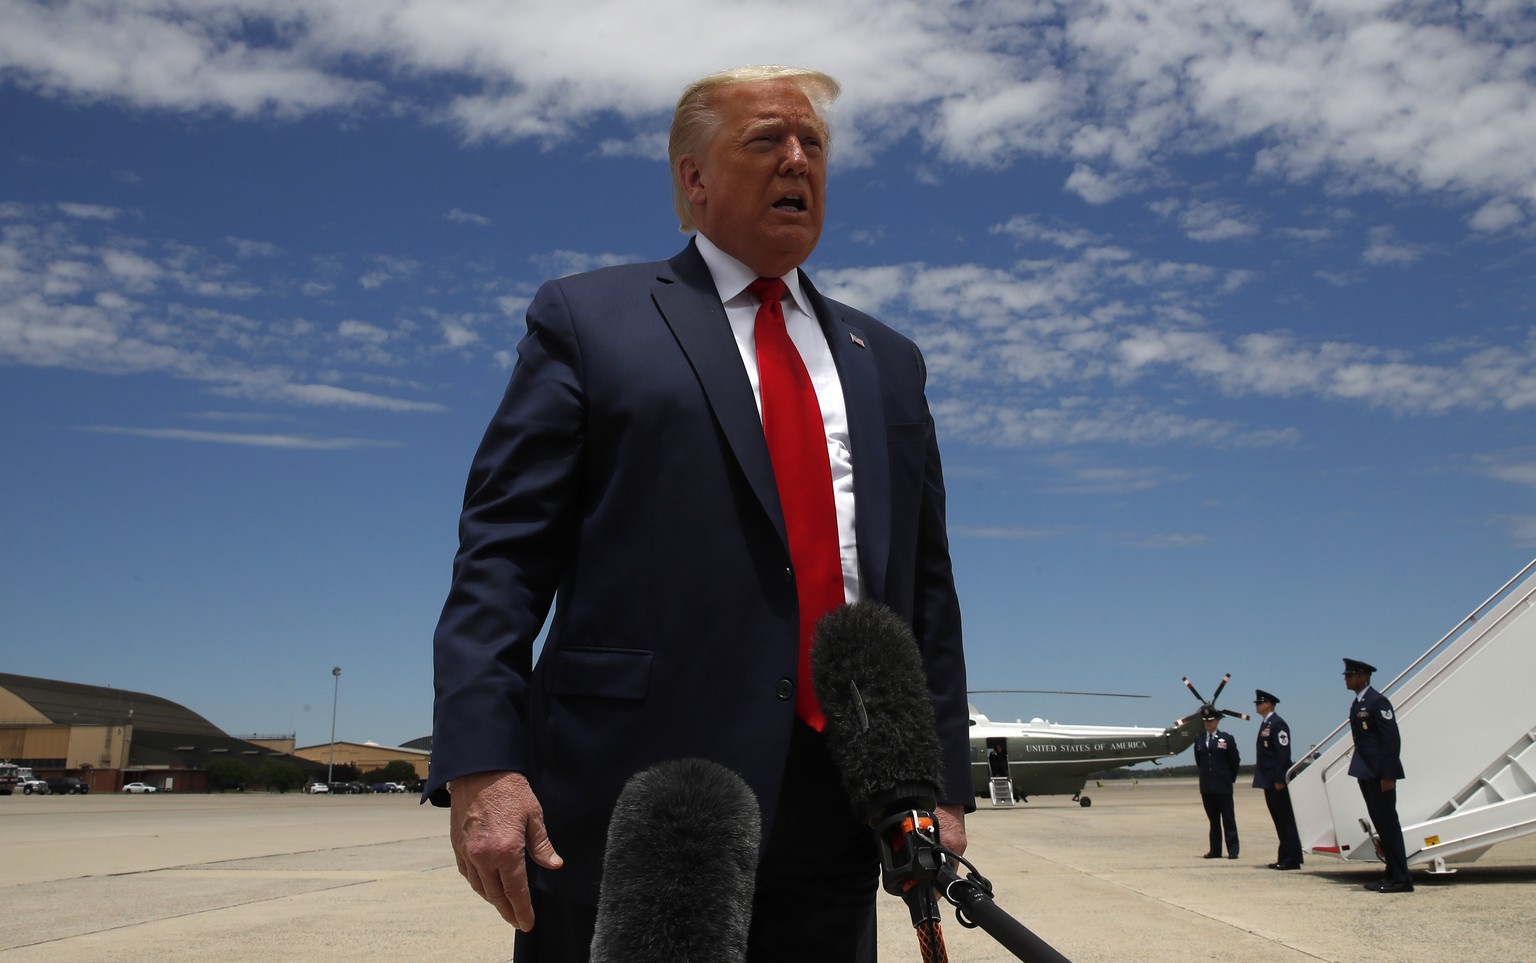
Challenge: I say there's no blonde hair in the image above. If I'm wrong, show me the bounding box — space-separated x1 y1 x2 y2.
669 65 840 233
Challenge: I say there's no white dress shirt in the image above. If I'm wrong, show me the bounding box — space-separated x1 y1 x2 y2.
694 233 861 603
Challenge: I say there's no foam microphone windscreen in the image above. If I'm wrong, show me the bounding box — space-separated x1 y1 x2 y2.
812 600 944 825
589 758 761 963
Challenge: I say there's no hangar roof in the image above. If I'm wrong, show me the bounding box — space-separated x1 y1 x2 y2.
0 672 224 735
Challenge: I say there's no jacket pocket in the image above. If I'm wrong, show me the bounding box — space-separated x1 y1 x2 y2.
546 647 652 701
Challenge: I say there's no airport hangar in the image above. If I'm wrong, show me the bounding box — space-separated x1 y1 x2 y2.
0 672 427 792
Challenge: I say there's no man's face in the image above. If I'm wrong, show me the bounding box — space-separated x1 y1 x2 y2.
680 79 827 278
1344 670 1368 693
1203 718 1219 733
1255 699 1273 714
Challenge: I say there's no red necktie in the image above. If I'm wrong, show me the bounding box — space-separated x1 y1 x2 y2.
750 277 843 731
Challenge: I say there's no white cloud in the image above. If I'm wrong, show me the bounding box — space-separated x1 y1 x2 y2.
992 215 1102 251
225 237 283 258
1362 225 1426 266
1476 454 1536 489
818 231 1536 450
1151 198 1262 242
2 1 1530 223
0 0 372 115
358 255 418 290
531 249 639 278
1470 197 1524 233
82 426 402 449
445 208 491 226
1503 514 1536 547
0 210 447 413
57 201 120 220
338 319 391 344
949 525 1075 540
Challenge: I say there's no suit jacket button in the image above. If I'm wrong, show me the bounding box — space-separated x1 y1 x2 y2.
775 678 794 700
784 567 794 583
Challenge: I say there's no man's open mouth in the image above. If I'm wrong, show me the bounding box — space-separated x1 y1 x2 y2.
773 195 806 212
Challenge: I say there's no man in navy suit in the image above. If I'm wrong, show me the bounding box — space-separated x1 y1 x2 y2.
1193 705 1240 859
1252 688 1303 869
427 65 972 961
1344 658 1412 893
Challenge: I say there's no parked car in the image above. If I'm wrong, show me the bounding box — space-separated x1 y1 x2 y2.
20 778 50 795
304 782 330 794
122 782 158 793
369 782 406 793
45 776 90 795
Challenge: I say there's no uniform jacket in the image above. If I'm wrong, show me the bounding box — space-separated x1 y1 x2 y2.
1194 728 1240 794
1347 686 1405 781
1253 711 1294 789
426 241 970 904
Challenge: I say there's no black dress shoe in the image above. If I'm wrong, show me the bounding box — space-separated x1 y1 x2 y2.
1227 853 1239 859
1268 862 1301 870
1202 852 1221 859
1376 881 1415 893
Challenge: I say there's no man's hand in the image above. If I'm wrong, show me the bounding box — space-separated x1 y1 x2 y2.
936 804 968 857
450 770 564 931
1381 778 1396 793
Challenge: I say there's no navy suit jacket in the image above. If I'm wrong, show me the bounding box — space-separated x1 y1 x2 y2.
1348 687 1405 781
1252 712 1294 789
427 241 970 904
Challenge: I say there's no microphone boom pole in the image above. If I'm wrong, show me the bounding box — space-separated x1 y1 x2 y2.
936 851 1071 963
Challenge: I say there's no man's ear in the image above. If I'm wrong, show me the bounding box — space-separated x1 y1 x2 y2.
679 156 707 206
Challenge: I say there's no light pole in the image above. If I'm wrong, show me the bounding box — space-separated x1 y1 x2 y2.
327 666 341 788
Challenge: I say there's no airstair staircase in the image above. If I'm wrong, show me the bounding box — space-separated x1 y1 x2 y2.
1289 558 1536 875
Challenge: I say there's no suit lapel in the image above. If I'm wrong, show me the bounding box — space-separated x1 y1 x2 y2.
648 245 894 597
652 244 787 543
801 272 891 603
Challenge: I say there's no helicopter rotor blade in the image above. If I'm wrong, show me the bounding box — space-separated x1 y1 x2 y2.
1210 673 1231 704
1221 708 1251 722
1182 676 1207 705
967 689 1151 699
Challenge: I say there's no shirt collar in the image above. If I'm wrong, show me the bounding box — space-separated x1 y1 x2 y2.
694 232 811 316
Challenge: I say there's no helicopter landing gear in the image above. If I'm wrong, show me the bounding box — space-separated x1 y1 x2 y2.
1072 792 1092 807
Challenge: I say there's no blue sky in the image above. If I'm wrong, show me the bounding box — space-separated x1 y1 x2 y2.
2 1 1534 759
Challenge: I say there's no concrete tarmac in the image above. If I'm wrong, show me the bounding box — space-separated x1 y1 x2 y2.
3 778 1533 962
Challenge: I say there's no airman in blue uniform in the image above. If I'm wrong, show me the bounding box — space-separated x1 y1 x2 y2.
1344 658 1412 893
1193 705 1240 859
1252 688 1303 869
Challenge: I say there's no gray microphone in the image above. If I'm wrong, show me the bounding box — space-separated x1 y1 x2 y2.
590 758 761 963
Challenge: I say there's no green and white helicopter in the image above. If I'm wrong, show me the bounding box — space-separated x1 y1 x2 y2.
969 675 1249 807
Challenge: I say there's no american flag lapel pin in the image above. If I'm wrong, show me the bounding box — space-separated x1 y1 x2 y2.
849 333 866 348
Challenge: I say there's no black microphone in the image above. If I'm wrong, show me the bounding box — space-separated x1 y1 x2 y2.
589 758 761 963
813 601 1075 963
811 599 945 827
